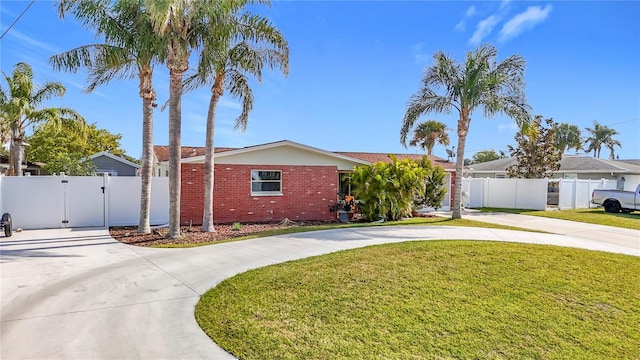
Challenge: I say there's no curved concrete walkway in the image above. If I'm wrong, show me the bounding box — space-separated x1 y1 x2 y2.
1 220 638 359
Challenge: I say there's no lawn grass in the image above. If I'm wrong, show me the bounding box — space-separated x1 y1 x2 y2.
196 241 640 359
479 207 640 230
155 217 539 248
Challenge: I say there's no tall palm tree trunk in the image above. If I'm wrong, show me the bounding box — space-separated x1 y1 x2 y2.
9 143 18 176
10 127 25 176
167 66 184 239
452 113 470 219
201 71 225 232
137 68 155 233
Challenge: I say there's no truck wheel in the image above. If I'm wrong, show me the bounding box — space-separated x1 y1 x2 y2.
604 201 621 213
1 213 12 237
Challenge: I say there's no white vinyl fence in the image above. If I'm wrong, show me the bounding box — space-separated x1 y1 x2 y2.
462 178 548 210
462 177 617 210
0 175 169 230
557 178 617 210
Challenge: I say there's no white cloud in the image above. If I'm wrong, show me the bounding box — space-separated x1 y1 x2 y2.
469 15 500 45
8 29 60 54
498 122 518 133
500 0 511 10
455 6 478 32
465 6 478 17
499 4 553 42
411 42 430 64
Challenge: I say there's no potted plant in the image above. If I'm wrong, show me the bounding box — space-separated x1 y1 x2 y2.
328 200 353 222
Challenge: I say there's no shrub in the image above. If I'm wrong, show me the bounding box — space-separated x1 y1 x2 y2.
414 157 447 210
350 156 445 221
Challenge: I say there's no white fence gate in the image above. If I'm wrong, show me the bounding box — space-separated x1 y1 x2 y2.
66 177 107 227
0 176 105 228
0 175 169 230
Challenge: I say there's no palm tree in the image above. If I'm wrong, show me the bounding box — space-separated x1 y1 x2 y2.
53 0 164 234
400 44 531 219
554 122 582 154
584 120 621 159
0 62 85 176
145 0 253 238
408 120 450 155
184 11 288 232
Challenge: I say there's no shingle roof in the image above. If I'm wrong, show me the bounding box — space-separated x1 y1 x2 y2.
617 159 640 167
467 157 516 172
335 152 456 170
153 145 235 162
468 155 640 174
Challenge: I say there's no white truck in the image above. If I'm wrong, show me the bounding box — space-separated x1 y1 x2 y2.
591 184 640 213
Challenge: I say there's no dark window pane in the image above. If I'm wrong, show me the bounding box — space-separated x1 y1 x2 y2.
255 171 280 180
252 181 281 192
260 182 281 192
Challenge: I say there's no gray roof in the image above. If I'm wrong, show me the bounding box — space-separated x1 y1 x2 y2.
617 159 640 167
89 151 140 168
468 155 640 174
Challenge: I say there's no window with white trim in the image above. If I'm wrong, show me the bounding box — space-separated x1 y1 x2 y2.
251 170 282 195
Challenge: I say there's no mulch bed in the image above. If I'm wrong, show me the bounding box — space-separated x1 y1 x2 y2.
109 220 335 247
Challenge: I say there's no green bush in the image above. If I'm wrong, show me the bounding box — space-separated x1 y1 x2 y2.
350 156 446 221
414 157 447 210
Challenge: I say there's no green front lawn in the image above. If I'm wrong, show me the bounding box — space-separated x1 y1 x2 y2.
478 207 640 230
196 241 640 359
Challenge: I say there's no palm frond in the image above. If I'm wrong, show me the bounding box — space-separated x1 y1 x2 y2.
400 87 455 145
225 69 253 131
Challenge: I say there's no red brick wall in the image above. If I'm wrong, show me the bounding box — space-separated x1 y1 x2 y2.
181 164 338 225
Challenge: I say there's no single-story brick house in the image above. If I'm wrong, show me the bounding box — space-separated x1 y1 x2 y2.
153 140 456 224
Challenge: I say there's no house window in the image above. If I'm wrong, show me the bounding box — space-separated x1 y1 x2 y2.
251 170 282 195
339 172 351 197
495 174 506 179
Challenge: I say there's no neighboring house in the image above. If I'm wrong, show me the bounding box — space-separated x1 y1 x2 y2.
153 140 456 225
0 154 43 176
467 155 640 191
89 151 140 176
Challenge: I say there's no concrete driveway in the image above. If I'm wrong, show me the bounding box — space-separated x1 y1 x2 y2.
1 219 638 359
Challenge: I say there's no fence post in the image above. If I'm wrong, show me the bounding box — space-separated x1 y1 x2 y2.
571 178 578 209
484 178 490 208
103 173 110 227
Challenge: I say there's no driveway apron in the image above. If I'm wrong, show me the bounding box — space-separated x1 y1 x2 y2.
1 223 638 359
1 228 230 359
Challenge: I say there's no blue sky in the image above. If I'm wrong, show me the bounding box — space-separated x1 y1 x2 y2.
1 1 639 161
